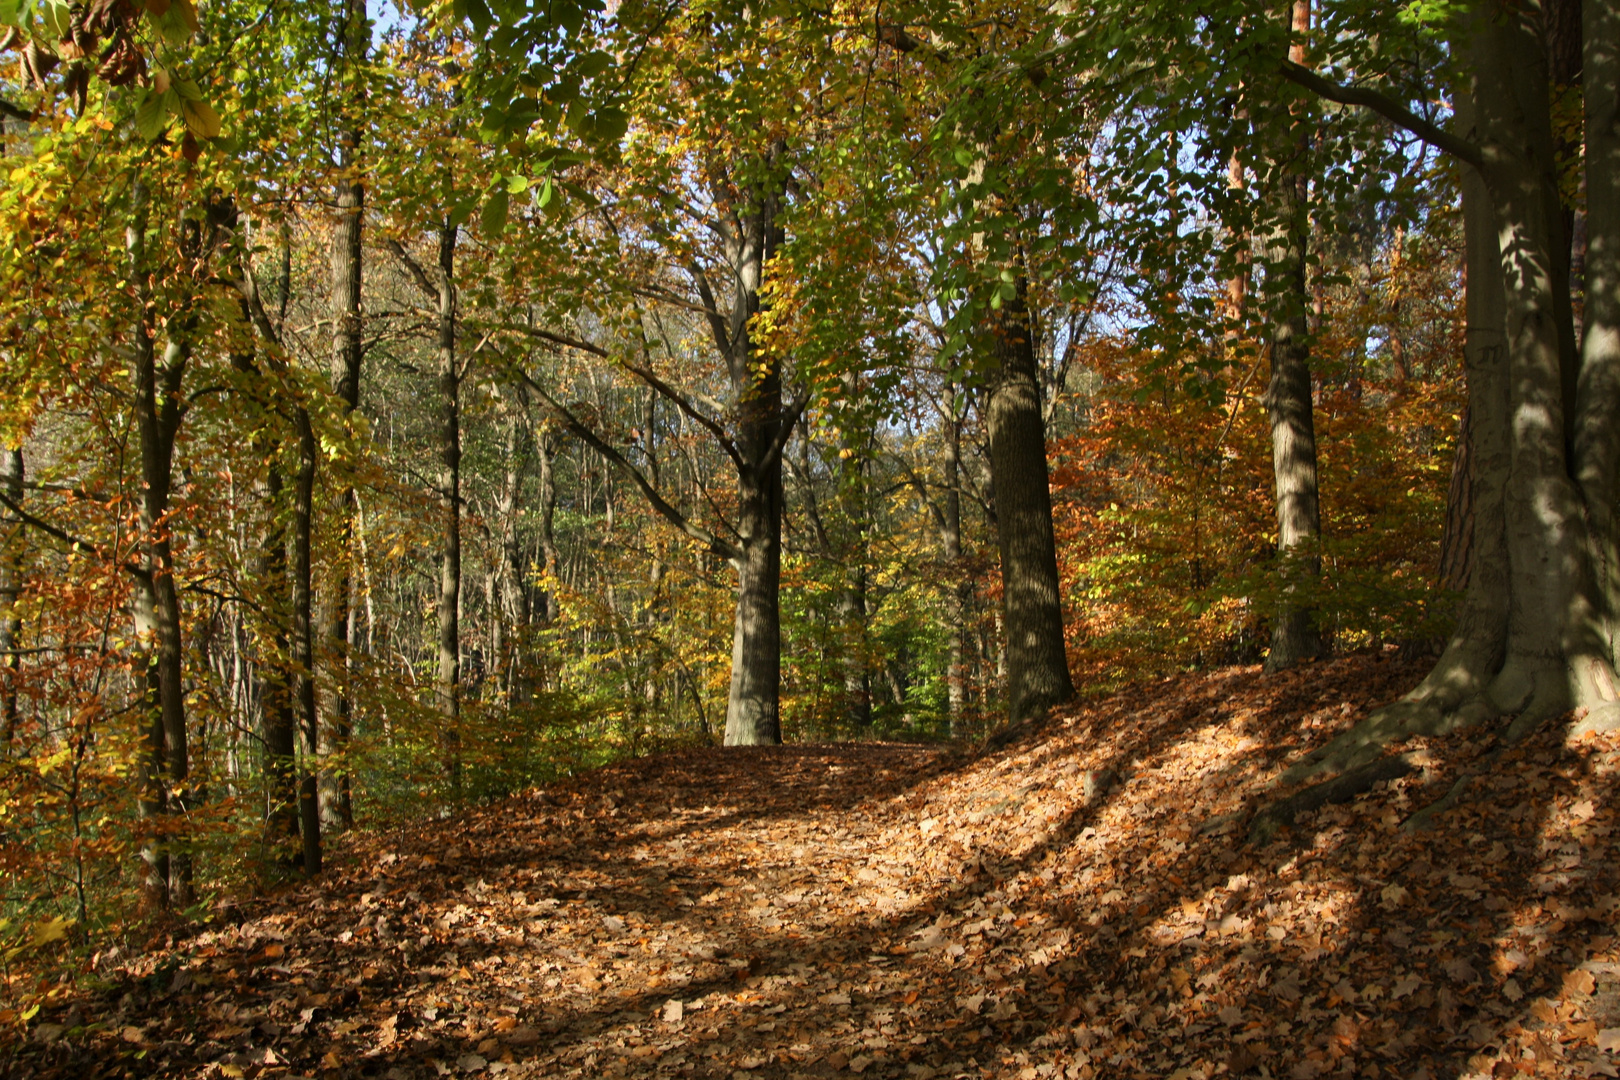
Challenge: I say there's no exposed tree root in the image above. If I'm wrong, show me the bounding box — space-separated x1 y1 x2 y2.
1248 753 1422 845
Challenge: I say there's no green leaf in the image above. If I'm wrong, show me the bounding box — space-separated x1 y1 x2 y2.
504 173 529 194
134 89 167 141
537 176 553 208
173 78 203 103
481 187 509 235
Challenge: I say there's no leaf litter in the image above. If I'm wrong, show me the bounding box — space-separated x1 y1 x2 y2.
9 653 1620 1079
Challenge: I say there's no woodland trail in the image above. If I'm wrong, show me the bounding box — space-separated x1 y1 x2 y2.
10 653 1620 1080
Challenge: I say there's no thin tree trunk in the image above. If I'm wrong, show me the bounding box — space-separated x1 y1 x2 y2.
437 224 462 790
941 383 969 732
985 275 1075 721
0 446 22 752
127 180 193 908
293 406 321 875
1262 0 1326 673
1576 0 1620 680
321 0 368 830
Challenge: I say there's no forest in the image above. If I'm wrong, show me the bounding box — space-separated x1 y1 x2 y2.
1 0 1619 1077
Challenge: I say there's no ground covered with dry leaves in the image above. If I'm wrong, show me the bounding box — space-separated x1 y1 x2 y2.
9 653 1620 1079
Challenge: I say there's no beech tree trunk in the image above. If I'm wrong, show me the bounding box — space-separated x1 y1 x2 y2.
986 276 1075 721
1273 1 1620 803
716 180 788 747
1262 0 1326 673
231 218 310 867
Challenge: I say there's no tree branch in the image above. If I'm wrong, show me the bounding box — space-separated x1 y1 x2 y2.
1277 60 1484 169
620 358 744 471
516 372 743 566
384 237 439 302
0 488 148 580
758 391 812 478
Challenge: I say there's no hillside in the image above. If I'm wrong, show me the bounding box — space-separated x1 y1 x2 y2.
9 653 1620 1080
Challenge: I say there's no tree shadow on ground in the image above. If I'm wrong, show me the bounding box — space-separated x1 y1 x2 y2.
15 655 1620 1080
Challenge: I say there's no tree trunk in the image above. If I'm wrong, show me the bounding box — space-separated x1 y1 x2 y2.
293 405 321 875
719 179 788 748
941 382 969 732
0 446 22 752
321 0 368 830
985 276 1075 722
1262 0 1326 673
126 181 193 908
437 224 462 790
1576 0 1620 684
497 396 531 702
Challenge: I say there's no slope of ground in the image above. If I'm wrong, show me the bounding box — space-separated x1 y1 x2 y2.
7 653 1620 1079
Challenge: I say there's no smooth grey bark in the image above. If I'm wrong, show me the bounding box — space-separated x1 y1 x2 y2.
985 276 1075 722
1269 1 1620 803
707 180 788 747
1576 0 1620 683
0 446 21 751
1279 153 1513 784
1261 0 1326 673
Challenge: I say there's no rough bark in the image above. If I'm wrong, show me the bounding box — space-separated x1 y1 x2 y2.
321 0 368 830
941 383 969 732
126 181 193 908
497 397 532 701
0 446 21 751
437 225 462 789
986 277 1075 722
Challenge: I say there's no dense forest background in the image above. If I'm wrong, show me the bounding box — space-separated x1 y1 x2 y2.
4 0 1606 1011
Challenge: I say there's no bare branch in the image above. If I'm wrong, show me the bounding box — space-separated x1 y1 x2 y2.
517 372 744 565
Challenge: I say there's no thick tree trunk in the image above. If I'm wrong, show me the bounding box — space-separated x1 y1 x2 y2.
0 446 22 751
437 225 462 789
718 179 788 747
1262 0 1326 673
1459 4 1617 729
986 278 1075 722
725 457 784 746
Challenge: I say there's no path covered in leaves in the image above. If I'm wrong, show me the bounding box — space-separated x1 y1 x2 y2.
11 654 1620 1079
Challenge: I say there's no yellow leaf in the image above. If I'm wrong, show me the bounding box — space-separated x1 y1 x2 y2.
182 99 222 139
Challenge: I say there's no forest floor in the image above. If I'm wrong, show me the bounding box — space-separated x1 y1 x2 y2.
8 652 1620 1080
